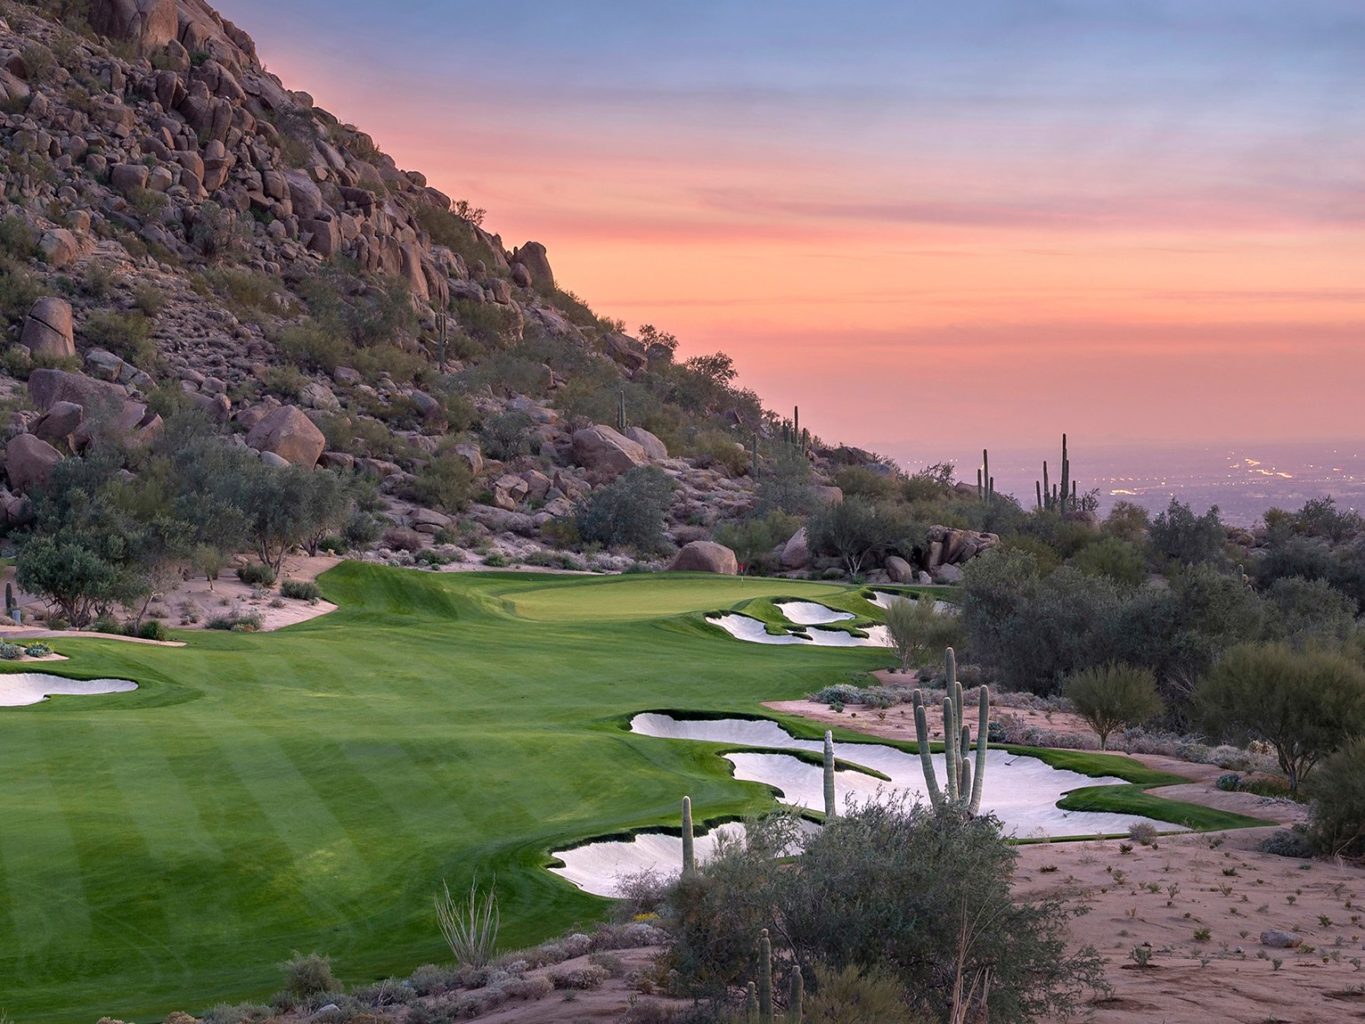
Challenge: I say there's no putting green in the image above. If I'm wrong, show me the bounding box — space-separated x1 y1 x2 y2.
0 566 894 1021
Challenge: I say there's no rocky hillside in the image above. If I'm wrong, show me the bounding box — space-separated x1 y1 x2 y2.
0 0 959 582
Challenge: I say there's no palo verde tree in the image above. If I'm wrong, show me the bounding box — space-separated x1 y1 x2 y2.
1197 643 1365 792
1063 663 1163 750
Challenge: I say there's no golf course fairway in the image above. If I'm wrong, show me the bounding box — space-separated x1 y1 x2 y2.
0 564 1255 1020
0 565 894 1020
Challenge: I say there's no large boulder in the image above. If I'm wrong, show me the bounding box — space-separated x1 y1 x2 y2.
33 401 84 446
780 527 809 570
5 433 61 494
245 405 325 467
571 425 647 479
510 241 554 291
37 229 82 268
604 332 648 373
28 368 126 413
19 298 75 359
885 555 914 583
669 540 739 575
90 0 178 53
625 426 668 461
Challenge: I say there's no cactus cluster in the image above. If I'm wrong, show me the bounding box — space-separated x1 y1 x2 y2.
977 448 994 503
911 647 989 815
1036 433 1078 512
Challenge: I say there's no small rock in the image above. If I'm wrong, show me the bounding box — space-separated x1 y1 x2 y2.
1260 930 1302 948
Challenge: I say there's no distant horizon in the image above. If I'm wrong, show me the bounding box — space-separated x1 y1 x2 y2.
218 0 1365 457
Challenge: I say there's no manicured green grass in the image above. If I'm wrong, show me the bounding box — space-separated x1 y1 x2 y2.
0 567 889 1021
0 565 1262 1021
1058 785 1270 831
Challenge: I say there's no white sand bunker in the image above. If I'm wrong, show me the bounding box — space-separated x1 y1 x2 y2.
552 714 1178 897
774 600 855 625
632 714 1174 838
708 613 891 648
0 672 138 707
868 590 956 614
551 822 746 897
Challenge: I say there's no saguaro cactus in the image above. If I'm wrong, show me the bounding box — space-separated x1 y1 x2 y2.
822 730 836 820
616 389 627 433
746 981 759 1023
787 963 803 1023
681 795 695 876
911 648 990 814
758 929 773 1022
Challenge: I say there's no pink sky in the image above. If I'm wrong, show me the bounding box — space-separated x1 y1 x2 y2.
221 0 1365 461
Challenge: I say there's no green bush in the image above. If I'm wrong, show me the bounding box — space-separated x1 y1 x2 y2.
576 467 675 553
406 452 474 513
280 579 321 603
1307 738 1365 857
804 963 925 1024
480 410 535 461
23 643 51 658
1063 663 1163 750
276 322 350 373
1197 643 1365 792
687 429 750 476
83 310 156 367
280 951 338 998
136 620 168 641
0 642 22 660
236 563 277 587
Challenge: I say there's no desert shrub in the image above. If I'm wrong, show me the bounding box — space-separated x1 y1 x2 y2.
236 563 277 587
1063 663 1163 750
883 595 962 673
756 445 816 515
406 451 473 513
132 283 167 317
206 612 263 632
281 579 321 603
576 466 675 553
548 964 608 990
1260 825 1314 858
136 619 168 641
1151 498 1227 567
24 643 51 658
805 498 889 577
479 410 535 461
1306 738 1365 857
833 465 901 501
189 200 240 259
408 963 460 997
453 298 518 347
276 322 350 373
0 642 22 660
261 364 308 400
0 215 38 260
0 257 43 324
712 511 799 575
687 429 750 476
280 952 338 998
1197 643 1365 792
83 309 155 367
1068 536 1146 586
383 527 424 552
664 801 1104 1022
1216 772 1241 792
804 963 925 1024
198 1003 272 1024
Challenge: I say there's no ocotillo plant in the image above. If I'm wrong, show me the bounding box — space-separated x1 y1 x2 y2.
787 963 803 1023
822 730 836 820
758 929 773 1021
911 648 990 814
681 795 695 876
